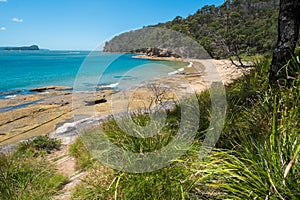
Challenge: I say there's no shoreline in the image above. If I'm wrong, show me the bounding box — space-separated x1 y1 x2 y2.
0 56 252 150
132 54 184 62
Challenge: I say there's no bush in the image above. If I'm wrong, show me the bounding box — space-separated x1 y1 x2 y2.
16 135 61 156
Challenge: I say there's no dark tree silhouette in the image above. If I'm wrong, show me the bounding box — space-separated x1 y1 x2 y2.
269 0 300 84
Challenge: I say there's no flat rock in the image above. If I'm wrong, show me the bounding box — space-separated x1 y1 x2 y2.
30 86 73 92
84 97 107 106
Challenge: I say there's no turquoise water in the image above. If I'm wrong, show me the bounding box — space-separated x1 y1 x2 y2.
0 51 185 98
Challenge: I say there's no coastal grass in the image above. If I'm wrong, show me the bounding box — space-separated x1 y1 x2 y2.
71 94 211 199
0 136 67 200
71 55 300 199
69 138 96 170
191 57 300 199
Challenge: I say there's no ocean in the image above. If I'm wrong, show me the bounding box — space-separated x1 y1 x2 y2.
0 50 186 98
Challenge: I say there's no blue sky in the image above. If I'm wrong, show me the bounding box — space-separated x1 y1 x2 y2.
0 0 224 50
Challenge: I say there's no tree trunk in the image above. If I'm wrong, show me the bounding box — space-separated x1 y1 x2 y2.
269 0 300 84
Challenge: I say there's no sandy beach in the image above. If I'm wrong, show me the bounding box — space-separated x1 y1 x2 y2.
0 57 251 148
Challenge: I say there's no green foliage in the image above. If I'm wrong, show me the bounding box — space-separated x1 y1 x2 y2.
157 0 279 58
101 112 179 154
71 164 114 199
71 94 211 199
16 135 61 156
103 27 210 59
192 57 300 199
0 152 66 200
73 161 197 200
104 0 279 59
0 135 66 199
69 138 95 170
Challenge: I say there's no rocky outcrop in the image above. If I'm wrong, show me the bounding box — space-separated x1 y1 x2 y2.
145 48 181 58
132 48 181 58
84 93 107 106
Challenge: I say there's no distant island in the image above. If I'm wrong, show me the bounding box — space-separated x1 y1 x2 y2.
0 45 39 51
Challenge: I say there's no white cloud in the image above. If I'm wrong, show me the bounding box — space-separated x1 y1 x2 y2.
0 27 6 31
0 0 8 2
12 18 23 23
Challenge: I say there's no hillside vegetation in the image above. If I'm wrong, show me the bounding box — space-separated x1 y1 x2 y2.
104 0 279 59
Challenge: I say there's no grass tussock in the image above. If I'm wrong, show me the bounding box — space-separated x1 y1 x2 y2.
0 136 67 200
69 138 96 170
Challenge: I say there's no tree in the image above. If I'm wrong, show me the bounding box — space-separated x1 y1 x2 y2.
269 0 300 84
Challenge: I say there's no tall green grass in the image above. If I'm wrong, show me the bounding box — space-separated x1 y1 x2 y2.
69 138 96 170
0 136 67 200
71 93 211 199
192 58 300 199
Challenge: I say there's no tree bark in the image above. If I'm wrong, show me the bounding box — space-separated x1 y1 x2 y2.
269 0 300 84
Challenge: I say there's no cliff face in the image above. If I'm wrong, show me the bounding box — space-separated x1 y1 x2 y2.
0 45 39 51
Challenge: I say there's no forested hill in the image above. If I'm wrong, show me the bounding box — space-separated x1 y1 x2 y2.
104 0 280 59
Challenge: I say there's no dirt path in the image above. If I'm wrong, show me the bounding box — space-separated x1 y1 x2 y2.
50 144 86 200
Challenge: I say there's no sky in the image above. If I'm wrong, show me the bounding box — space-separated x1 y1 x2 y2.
0 0 224 50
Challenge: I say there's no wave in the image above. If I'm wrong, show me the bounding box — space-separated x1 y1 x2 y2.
55 118 91 135
106 82 119 88
168 62 193 76
168 68 184 75
168 71 178 75
0 90 23 99
96 82 119 89
66 51 81 54
55 117 103 137
4 95 17 99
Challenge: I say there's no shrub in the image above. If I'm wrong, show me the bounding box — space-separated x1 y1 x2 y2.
16 135 61 156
